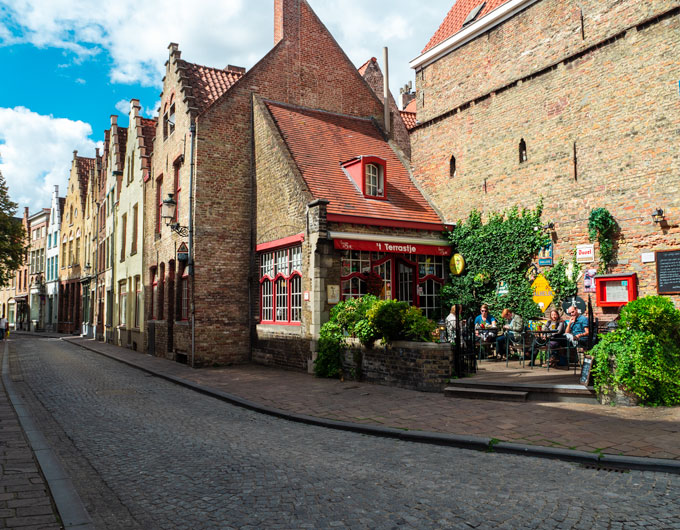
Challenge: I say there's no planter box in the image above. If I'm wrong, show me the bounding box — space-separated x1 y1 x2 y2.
342 338 452 392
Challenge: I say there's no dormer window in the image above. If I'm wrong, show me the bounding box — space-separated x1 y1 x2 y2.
365 163 384 197
341 155 388 200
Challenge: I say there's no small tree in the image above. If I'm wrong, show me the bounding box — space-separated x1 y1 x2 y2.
0 170 25 287
442 204 549 321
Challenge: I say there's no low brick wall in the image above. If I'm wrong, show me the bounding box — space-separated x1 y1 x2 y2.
253 325 312 372
342 339 452 392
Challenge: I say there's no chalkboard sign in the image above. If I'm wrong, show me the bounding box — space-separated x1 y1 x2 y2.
580 355 593 387
657 249 680 294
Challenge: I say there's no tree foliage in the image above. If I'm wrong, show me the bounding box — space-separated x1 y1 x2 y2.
441 204 549 321
0 171 25 287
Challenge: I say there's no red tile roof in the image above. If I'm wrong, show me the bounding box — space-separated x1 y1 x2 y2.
400 111 417 130
423 0 510 53
403 99 416 113
265 101 442 227
76 156 94 207
180 61 245 114
358 57 377 76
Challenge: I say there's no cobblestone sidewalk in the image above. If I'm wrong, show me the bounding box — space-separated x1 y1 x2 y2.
63 337 680 463
0 343 62 529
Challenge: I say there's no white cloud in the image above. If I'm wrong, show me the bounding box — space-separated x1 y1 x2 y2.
0 107 99 212
115 99 130 115
0 0 453 95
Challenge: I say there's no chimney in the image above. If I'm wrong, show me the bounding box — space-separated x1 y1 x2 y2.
383 47 391 135
400 82 415 110
274 0 301 45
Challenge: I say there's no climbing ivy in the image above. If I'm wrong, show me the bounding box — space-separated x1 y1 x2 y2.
442 204 550 321
588 207 617 273
543 257 581 308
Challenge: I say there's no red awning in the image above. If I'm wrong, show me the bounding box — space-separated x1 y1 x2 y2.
333 238 451 256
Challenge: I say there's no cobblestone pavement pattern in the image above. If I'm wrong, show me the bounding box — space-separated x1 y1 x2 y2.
0 345 61 529
11 337 680 529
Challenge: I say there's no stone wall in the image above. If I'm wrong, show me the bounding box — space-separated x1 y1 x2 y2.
342 339 452 392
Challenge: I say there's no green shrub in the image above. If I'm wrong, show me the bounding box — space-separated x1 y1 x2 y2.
591 296 680 406
331 295 378 336
315 321 344 378
366 299 435 344
354 318 380 348
403 306 437 342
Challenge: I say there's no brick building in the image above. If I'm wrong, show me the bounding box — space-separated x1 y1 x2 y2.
144 0 446 368
27 208 49 331
58 152 92 334
409 0 680 315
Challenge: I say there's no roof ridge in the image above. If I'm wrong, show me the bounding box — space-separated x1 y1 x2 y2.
263 99 374 123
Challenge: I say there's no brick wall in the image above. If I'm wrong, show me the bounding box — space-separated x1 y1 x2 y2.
411 2 680 313
342 339 452 392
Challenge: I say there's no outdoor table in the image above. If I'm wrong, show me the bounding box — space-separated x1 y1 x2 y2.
526 329 559 370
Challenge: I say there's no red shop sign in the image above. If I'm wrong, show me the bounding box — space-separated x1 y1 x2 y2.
333 238 451 256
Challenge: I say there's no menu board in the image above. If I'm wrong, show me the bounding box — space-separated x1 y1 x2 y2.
605 280 630 303
657 250 680 294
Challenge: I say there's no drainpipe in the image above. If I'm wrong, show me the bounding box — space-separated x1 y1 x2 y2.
383 46 390 135
189 122 196 368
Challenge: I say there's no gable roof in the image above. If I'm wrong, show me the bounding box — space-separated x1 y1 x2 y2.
179 61 245 115
423 0 510 53
264 100 442 228
357 57 377 76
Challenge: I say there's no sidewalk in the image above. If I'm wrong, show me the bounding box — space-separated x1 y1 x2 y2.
63 337 680 473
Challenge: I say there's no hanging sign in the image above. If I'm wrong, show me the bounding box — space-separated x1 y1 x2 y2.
496 281 509 297
576 244 595 263
538 242 553 266
531 274 554 311
450 253 465 276
334 238 451 256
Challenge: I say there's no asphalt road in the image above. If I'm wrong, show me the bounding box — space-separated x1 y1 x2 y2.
9 336 680 529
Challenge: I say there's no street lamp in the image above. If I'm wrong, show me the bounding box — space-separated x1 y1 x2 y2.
161 193 189 236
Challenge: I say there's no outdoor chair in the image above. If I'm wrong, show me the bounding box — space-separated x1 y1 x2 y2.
506 329 530 367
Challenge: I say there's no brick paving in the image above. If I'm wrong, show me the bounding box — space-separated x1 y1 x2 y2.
64 336 680 462
0 344 61 530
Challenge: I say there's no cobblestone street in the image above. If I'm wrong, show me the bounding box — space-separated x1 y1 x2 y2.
9 337 680 529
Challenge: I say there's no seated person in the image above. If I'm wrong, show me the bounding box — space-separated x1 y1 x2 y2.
543 309 567 366
496 308 523 358
474 304 497 358
565 306 589 348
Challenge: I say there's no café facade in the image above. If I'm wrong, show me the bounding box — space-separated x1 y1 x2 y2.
252 98 451 371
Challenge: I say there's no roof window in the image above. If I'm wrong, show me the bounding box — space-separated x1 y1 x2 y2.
463 2 486 27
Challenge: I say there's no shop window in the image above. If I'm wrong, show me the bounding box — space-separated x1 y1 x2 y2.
259 245 302 325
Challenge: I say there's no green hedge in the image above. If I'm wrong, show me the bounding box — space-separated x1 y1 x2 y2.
591 296 680 406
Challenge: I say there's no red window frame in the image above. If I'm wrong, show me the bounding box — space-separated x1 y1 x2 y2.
180 273 189 320
362 156 387 200
258 245 302 326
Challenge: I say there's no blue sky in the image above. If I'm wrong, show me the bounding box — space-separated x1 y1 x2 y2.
0 0 454 213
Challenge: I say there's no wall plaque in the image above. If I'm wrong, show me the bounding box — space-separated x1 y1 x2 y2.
657 249 680 294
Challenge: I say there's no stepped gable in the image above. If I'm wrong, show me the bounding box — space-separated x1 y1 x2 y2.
140 118 156 160
76 156 95 210
423 0 510 53
176 59 245 115
264 100 442 226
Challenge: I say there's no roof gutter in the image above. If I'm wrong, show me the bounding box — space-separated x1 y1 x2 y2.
409 0 541 71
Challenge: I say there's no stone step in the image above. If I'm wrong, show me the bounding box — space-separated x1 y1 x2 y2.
444 387 528 402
